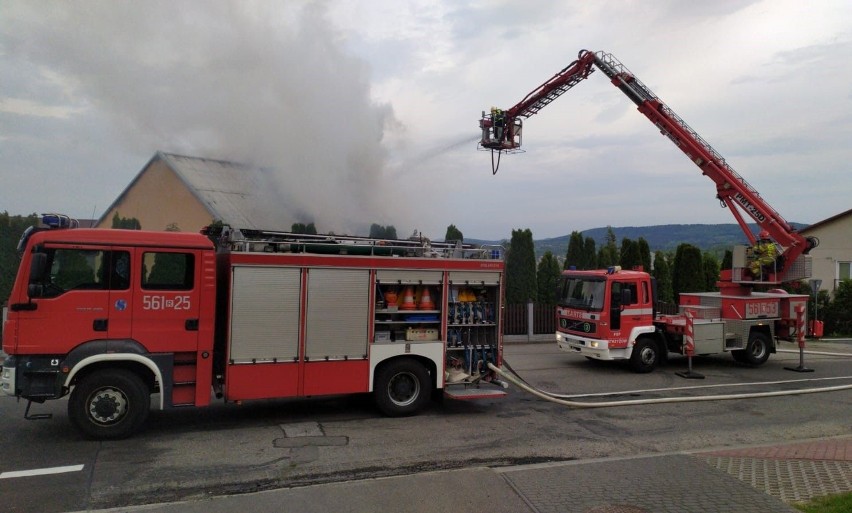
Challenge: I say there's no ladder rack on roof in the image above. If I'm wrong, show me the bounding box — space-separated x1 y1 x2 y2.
215 226 503 260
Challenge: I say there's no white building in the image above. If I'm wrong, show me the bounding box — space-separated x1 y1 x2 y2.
800 208 852 295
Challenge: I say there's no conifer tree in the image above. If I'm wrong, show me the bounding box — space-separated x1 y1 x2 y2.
582 236 597 269
652 251 674 303
702 252 721 291
537 251 561 303
619 238 641 269
0 212 39 313
369 224 397 239
505 228 537 304
721 249 733 271
444 224 463 242
564 231 584 269
111 212 141 230
672 243 704 299
638 237 652 272
292 222 317 234
596 226 618 267
825 280 852 335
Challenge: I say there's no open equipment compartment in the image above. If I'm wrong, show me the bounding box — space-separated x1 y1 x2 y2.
374 269 443 343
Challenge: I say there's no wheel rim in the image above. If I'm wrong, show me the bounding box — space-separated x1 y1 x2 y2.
387 371 420 407
639 346 656 365
87 387 128 425
750 338 767 359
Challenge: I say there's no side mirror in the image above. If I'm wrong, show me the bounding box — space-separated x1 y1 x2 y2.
28 283 44 298
621 288 633 306
29 252 47 283
27 252 48 298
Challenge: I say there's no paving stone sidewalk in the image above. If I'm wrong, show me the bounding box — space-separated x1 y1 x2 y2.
499 454 800 513
699 437 852 504
496 436 851 513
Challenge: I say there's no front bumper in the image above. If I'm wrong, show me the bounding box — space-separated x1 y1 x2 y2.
556 331 631 361
1 356 16 396
1 355 64 400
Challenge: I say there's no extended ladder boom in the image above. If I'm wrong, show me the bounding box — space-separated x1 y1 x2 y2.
479 49 817 278
506 51 596 119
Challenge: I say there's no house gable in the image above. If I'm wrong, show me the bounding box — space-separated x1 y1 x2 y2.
96 155 214 232
97 151 296 233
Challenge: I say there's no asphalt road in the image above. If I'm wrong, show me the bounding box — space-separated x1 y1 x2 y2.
1 341 850 513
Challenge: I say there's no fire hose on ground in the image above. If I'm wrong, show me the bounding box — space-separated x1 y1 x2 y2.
488 350 852 408
777 348 852 358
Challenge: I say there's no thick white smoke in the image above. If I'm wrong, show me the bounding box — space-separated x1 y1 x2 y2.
4 1 405 234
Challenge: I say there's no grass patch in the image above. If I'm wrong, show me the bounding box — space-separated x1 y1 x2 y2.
793 492 852 513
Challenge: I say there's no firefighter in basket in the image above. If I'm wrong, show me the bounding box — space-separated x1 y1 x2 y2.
749 230 778 279
491 107 506 143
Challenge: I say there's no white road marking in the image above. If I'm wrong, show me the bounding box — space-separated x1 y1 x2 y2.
0 464 84 479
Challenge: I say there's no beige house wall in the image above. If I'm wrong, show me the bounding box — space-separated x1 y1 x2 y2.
96 160 213 232
802 214 852 295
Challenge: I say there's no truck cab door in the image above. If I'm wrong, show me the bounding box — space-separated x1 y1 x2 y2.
131 248 201 353
13 245 114 354
611 280 647 334
609 282 624 331
610 281 644 330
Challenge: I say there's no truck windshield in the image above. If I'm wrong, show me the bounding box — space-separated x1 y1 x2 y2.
557 276 605 311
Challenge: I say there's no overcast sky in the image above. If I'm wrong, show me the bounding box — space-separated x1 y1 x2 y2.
2 0 850 240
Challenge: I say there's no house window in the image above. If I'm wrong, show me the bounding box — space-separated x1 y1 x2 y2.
838 261 852 286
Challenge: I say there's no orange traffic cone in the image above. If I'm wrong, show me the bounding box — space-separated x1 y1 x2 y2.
400 286 416 310
418 286 435 310
384 288 398 308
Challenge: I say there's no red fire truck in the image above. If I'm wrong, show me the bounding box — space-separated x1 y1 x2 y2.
479 50 818 372
2 219 506 438
552 267 809 372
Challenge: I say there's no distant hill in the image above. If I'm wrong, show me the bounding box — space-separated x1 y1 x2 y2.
466 223 808 260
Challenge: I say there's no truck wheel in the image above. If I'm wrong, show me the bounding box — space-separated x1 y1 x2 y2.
730 349 748 363
737 332 771 366
374 359 430 417
629 338 659 373
68 369 150 440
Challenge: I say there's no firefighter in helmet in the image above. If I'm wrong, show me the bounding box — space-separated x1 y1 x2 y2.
749 230 777 278
491 107 506 143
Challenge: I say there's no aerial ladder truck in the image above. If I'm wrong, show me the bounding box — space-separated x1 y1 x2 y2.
479 50 819 372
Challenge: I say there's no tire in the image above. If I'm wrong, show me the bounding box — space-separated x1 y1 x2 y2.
730 349 748 363
68 369 150 440
374 359 430 417
737 332 772 366
629 338 659 373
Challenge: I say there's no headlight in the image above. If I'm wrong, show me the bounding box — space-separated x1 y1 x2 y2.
1 367 13 394
589 341 599 348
